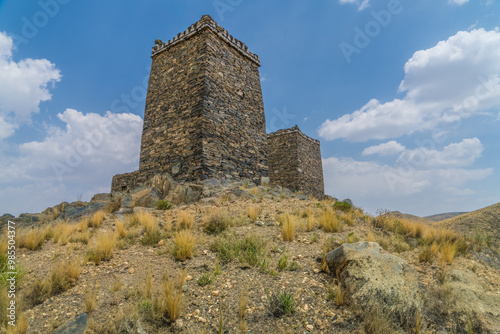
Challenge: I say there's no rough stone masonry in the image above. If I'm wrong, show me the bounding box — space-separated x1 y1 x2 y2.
111 15 325 199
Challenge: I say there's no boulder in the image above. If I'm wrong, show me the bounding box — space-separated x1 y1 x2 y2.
445 269 500 332
52 313 87 334
326 242 422 327
131 187 162 207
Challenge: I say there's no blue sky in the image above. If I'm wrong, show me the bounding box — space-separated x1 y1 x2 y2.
0 0 499 216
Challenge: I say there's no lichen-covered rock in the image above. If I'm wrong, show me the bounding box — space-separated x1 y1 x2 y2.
326 242 422 327
131 187 162 208
445 269 500 332
52 313 87 334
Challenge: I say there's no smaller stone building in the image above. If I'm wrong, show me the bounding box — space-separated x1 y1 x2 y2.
267 126 324 199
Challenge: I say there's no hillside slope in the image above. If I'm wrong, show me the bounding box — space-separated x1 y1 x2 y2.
436 202 500 248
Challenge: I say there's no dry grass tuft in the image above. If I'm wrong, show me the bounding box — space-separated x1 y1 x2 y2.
440 241 456 266
249 187 258 195
87 232 118 264
145 270 153 299
203 211 231 235
90 210 106 227
246 205 259 222
335 282 344 306
154 270 186 322
78 217 88 232
26 260 81 307
131 211 156 232
239 290 248 334
173 229 196 261
319 208 340 233
52 221 76 245
281 214 296 242
305 210 316 232
115 220 127 238
18 227 45 250
177 210 194 230
85 283 98 312
105 195 122 213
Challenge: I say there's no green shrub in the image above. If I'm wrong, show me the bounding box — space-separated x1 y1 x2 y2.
197 273 213 287
266 290 296 317
204 212 231 235
332 201 352 212
155 200 172 210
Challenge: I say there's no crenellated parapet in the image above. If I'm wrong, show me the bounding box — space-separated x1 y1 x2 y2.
151 15 260 66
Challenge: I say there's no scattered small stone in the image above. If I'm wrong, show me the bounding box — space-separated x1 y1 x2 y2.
157 239 164 246
185 275 193 281
313 268 320 273
182 284 188 292
255 221 265 226
193 309 200 316
129 268 135 274
212 290 219 296
305 324 314 331
198 316 207 323
174 319 183 328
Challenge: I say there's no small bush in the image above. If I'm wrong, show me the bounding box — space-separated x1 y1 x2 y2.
87 232 117 264
90 210 106 227
155 200 172 210
197 273 213 287
332 201 352 212
287 261 300 271
173 230 196 261
267 290 296 317
204 212 231 235
281 214 296 242
347 232 358 244
177 210 194 230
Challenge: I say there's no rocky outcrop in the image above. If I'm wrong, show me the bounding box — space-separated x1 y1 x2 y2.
326 242 422 327
445 269 500 332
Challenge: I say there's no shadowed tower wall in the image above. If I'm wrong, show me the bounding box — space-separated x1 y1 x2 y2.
138 15 267 183
268 126 324 199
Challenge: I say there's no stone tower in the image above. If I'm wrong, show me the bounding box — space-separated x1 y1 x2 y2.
112 15 325 199
139 15 267 183
267 126 325 199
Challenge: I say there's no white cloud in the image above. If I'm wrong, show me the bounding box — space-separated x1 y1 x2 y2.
448 0 470 5
0 32 61 138
319 29 500 142
397 137 483 168
338 0 370 11
0 109 143 214
323 155 492 215
362 140 405 156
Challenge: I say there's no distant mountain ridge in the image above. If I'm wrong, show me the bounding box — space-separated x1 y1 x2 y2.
424 212 468 222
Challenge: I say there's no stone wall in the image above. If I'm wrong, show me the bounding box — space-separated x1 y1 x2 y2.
268 126 324 199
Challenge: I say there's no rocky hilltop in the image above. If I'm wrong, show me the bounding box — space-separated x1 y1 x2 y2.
1 176 499 333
